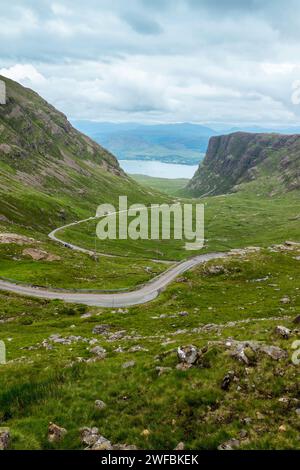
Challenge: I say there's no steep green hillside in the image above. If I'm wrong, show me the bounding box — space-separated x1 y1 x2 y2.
0 75 156 232
187 132 300 196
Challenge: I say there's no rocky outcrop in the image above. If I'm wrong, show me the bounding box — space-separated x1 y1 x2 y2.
187 132 300 196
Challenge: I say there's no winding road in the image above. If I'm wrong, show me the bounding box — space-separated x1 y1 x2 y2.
0 212 228 307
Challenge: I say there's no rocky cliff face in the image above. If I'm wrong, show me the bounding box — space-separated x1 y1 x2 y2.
187 132 300 196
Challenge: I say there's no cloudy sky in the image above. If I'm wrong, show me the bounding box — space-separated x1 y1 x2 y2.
1 0 300 125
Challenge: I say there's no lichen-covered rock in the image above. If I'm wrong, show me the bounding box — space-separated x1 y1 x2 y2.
218 438 240 450
177 345 200 366
0 428 10 450
89 346 106 359
274 325 291 339
95 400 106 410
48 422 67 443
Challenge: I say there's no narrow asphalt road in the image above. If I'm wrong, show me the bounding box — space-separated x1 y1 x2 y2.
0 252 227 307
0 210 228 307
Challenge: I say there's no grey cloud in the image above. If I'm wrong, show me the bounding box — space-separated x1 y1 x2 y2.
1 0 300 125
122 12 163 35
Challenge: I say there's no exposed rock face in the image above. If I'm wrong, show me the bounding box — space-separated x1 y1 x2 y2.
187 132 300 196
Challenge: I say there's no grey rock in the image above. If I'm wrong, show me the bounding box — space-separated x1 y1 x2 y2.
156 366 172 376
112 444 138 450
0 429 10 450
80 427 100 446
108 330 126 341
128 345 148 353
92 324 111 335
274 325 291 339
48 422 67 443
89 346 106 359
122 360 136 369
260 345 288 360
91 436 113 450
218 438 240 450
174 442 185 450
95 400 106 410
177 345 200 365
221 371 236 391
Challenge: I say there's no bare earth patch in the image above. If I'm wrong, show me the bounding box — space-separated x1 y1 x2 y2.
0 233 35 245
22 248 61 262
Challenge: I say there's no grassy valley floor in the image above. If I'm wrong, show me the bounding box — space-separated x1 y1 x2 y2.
0 246 299 449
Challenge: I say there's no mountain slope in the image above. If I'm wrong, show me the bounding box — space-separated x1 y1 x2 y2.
187 132 300 196
0 76 154 231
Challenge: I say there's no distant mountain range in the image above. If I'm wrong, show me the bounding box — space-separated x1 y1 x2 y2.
72 120 300 166
72 121 217 165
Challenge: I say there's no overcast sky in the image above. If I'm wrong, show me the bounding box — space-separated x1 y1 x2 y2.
1 0 300 125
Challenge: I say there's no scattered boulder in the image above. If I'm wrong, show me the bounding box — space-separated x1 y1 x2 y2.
122 360 136 369
174 442 185 450
156 366 172 376
0 214 9 223
89 346 106 359
80 427 100 447
112 444 138 450
108 330 126 341
0 428 10 450
260 345 288 360
280 296 291 304
218 438 240 450
293 315 300 324
128 345 148 353
92 325 111 335
178 311 189 317
91 436 113 450
177 345 200 367
226 340 287 363
80 427 137 450
221 371 236 391
205 265 227 275
48 422 67 443
95 400 106 410
274 325 291 339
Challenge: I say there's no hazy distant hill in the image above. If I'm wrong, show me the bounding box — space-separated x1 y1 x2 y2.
72 121 217 165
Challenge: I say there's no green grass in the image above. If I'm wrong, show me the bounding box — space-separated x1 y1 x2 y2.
0 239 167 290
58 190 300 261
0 248 299 449
131 175 189 196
